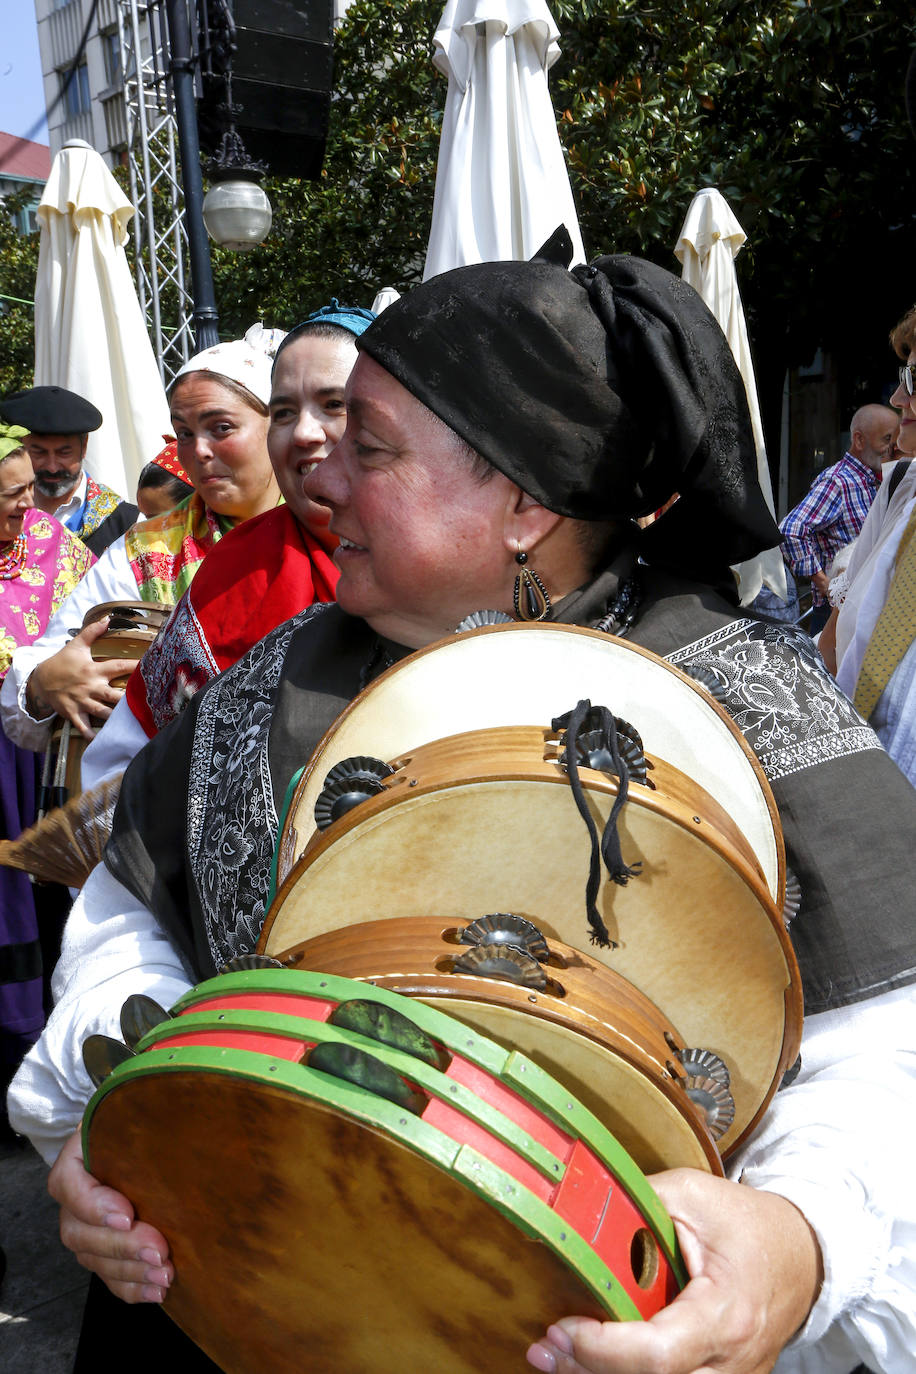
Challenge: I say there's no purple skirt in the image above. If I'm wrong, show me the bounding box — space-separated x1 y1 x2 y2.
0 727 45 1085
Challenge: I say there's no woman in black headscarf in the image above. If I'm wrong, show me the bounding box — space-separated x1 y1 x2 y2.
12 238 916 1374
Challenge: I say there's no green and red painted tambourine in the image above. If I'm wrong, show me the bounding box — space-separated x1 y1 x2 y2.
83 968 688 1374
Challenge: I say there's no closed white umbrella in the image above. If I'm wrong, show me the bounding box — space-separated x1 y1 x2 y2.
424 0 585 279
674 188 786 604
34 139 170 500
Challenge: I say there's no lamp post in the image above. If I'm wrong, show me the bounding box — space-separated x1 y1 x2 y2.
202 130 272 253
164 0 220 351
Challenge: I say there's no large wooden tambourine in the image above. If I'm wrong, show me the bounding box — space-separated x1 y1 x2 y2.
263 721 802 1155
272 624 784 902
83 970 688 1374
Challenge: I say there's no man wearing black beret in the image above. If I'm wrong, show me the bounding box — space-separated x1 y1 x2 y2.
0 386 138 557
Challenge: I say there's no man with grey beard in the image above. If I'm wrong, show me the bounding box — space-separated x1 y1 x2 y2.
0 386 138 556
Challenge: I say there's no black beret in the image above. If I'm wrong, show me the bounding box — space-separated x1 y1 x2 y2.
0 386 103 435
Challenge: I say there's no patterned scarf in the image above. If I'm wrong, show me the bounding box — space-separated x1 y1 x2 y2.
81 476 124 538
0 509 95 680
123 492 229 605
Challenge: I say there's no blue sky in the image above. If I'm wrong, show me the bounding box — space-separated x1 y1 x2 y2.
0 7 49 144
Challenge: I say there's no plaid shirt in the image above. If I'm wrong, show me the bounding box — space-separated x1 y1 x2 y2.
780 452 880 604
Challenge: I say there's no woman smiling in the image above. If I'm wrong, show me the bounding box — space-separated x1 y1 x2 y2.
0 326 282 749
11 244 916 1373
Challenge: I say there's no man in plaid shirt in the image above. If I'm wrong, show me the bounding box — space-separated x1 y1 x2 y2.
780 404 899 632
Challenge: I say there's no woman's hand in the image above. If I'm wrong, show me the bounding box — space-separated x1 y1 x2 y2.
26 618 138 738
527 1169 823 1374
48 1128 173 1303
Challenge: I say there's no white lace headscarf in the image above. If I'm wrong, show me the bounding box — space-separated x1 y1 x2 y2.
172 323 286 406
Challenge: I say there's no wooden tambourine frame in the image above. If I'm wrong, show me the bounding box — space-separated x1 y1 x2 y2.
83 970 687 1374
263 726 802 1155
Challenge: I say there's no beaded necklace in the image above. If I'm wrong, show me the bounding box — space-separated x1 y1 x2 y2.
0 531 27 580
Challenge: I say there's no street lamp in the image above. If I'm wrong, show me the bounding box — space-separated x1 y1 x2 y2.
202 131 272 253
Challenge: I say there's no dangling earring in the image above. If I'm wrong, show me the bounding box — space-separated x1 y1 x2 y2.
513 547 551 621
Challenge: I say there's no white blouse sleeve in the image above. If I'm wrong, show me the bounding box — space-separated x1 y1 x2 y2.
728 982 916 1373
0 534 137 751
6 862 194 1166
80 693 152 791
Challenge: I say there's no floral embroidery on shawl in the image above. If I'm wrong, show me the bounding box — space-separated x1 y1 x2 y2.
81 477 123 537
137 594 219 732
0 510 95 680
666 617 879 780
187 603 329 967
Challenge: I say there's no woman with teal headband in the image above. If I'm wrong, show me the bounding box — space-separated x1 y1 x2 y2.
78 299 376 792
0 422 95 1121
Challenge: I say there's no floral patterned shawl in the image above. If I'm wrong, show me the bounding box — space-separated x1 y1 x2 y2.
0 509 95 680
123 492 231 605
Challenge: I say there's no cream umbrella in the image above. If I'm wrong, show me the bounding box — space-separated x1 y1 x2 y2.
674 188 786 604
424 0 585 279
34 139 170 500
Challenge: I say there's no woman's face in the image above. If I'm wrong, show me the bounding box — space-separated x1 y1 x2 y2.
170 375 278 522
304 354 520 647
890 349 916 457
0 452 35 543
268 332 357 538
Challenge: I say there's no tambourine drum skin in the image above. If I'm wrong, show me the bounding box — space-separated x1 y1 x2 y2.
278 624 783 902
278 917 724 1172
83 970 686 1374
263 728 803 1155
82 600 171 688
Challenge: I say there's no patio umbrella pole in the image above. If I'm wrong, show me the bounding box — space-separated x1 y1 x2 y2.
165 0 220 351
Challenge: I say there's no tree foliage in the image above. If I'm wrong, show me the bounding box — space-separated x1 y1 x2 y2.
0 190 40 396
211 0 916 446
5 0 914 432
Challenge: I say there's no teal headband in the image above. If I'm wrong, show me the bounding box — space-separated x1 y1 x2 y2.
273 298 376 372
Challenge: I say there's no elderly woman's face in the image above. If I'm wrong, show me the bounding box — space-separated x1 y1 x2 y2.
170 375 278 522
304 355 518 647
268 331 357 536
0 452 35 543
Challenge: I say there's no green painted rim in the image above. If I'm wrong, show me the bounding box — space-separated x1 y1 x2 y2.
134 1008 566 1184
266 764 305 909
114 968 684 1283
84 1046 645 1321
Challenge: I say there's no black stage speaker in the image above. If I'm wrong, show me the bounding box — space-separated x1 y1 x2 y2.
198 0 333 180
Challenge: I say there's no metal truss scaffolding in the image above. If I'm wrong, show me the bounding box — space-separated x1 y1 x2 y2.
117 0 194 384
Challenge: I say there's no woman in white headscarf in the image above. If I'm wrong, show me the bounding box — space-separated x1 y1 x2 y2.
1 326 283 748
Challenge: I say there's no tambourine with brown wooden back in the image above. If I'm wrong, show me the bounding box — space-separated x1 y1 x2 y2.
40 600 169 810
82 969 689 1374
278 914 726 1173
263 721 802 1156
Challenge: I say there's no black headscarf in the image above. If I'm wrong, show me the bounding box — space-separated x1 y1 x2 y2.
359 230 779 585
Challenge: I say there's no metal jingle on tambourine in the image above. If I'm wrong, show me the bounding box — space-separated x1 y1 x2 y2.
783 867 802 927
330 998 444 1069
120 994 172 1050
458 913 551 962
453 609 514 633
684 1074 736 1140
314 755 396 831
562 724 648 785
219 954 287 975
682 664 730 706
679 1047 731 1089
83 1034 135 1088
451 941 548 989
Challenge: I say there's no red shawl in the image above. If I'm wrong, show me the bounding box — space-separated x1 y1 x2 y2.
126 505 337 737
